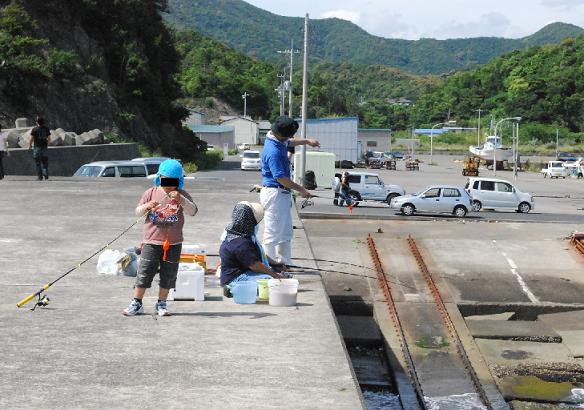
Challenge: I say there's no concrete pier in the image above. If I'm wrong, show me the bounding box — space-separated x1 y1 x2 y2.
0 175 363 409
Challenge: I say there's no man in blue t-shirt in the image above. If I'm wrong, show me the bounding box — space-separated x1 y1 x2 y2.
260 116 319 265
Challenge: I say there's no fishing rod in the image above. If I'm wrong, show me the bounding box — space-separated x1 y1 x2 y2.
16 216 143 309
287 264 417 291
205 253 416 291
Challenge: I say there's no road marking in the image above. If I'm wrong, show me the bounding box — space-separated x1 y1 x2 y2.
493 240 539 303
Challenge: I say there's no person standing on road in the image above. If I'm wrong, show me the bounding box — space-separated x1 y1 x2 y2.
122 159 198 317
338 171 353 207
0 126 8 180
28 117 51 180
260 116 319 265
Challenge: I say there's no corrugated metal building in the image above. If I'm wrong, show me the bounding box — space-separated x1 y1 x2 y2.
221 117 259 145
190 125 236 150
297 117 359 163
358 128 392 155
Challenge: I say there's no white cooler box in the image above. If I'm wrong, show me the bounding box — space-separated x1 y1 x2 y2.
169 262 205 301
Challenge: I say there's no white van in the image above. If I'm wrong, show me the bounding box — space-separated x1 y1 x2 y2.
332 172 405 205
541 161 568 179
465 177 534 213
73 161 149 178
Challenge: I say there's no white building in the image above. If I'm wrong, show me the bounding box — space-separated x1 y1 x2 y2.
221 116 259 145
297 117 359 163
358 128 392 155
190 124 236 150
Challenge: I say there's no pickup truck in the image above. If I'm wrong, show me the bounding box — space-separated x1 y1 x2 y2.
541 161 567 179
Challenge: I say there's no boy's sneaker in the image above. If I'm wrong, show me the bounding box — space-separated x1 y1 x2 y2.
123 299 143 316
155 300 170 316
223 286 233 298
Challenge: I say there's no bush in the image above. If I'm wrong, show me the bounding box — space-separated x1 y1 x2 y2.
183 162 198 173
47 49 79 79
193 150 224 170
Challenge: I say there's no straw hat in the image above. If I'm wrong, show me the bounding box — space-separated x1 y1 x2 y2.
238 201 264 223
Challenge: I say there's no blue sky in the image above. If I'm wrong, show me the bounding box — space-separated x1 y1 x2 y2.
244 0 584 40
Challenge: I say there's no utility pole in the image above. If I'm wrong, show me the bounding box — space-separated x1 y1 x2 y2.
278 40 300 118
474 108 483 147
241 92 249 118
299 14 309 187
277 73 286 116
556 128 559 159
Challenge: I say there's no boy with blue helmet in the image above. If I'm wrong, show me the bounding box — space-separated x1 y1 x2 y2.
123 159 198 316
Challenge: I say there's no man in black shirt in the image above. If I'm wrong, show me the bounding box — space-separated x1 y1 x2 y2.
28 117 51 180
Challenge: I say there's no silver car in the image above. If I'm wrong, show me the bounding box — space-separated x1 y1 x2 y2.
390 185 472 218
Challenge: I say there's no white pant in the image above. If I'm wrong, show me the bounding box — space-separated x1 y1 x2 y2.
260 187 293 265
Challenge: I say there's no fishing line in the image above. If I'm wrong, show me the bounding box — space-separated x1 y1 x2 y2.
288 264 417 291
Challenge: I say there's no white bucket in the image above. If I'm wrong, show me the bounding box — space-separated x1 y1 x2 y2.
268 279 299 306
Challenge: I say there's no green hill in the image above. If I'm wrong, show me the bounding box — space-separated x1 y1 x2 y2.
164 0 583 74
412 35 584 137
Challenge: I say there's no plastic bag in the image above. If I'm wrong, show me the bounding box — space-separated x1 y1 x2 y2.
97 249 124 275
119 248 139 277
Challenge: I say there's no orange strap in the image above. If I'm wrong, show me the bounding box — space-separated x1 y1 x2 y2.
163 239 170 262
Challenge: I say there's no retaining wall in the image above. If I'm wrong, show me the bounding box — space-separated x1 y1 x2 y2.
3 143 140 176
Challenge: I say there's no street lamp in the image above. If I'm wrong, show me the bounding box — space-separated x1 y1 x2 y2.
430 121 455 165
493 117 521 176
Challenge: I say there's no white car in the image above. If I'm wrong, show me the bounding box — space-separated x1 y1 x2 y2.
131 157 170 175
238 143 251 152
73 161 148 178
465 177 534 213
541 161 567 179
333 172 405 205
241 150 261 171
390 185 472 218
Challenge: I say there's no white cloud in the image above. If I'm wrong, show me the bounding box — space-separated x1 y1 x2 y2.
321 9 361 24
540 0 584 9
432 12 518 39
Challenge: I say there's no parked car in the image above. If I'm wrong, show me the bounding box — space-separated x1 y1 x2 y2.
73 161 148 178
391 151 404 160
541 161 568 179
207 144 215 151
240 150 261 171
238 143 251 152
557 152 579 162
390 185 472 218
131 157 170 175
465 177 534 213
332 172 405 205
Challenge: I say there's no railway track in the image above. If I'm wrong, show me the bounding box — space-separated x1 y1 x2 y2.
367 234 494 409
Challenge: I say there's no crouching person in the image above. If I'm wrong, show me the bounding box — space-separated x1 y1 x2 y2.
123 159 198 317
220 201 284 296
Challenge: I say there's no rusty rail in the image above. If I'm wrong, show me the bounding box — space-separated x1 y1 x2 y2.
406 235 493 410
571 233 584 255
366 234 427 409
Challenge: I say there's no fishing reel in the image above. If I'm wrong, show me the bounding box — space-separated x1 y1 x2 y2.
31 294 50 311
300 198 314 209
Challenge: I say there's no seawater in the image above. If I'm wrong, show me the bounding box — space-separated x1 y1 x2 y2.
425 393 486 410
362 390 401 409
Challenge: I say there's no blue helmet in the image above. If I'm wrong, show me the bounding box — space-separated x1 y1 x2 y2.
154 159 184 189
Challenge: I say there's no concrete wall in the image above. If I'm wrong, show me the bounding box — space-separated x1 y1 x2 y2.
3 143 140 176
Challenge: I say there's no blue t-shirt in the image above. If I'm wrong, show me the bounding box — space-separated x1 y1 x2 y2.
219 237 262 285
262 136 290 187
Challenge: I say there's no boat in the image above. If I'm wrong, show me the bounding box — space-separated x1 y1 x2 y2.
469 136 512 162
